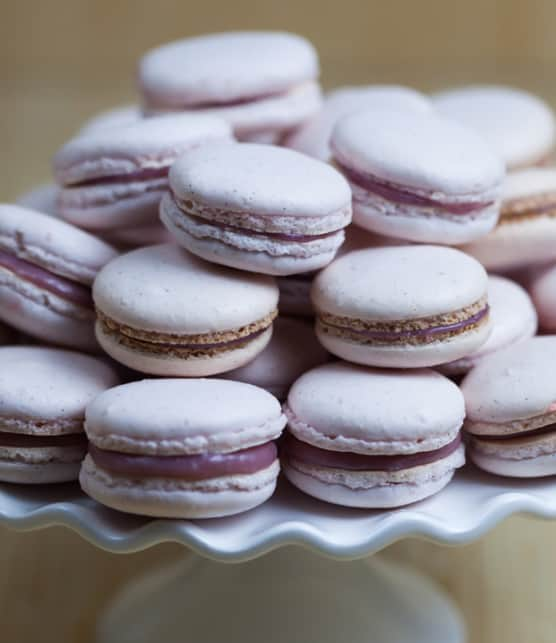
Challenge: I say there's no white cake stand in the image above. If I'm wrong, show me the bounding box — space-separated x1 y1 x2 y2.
2 465 556 643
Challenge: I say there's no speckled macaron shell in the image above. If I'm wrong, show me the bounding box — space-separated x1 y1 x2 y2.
441 275 537 375
331 108 504 244
461 168 556 271
433 86 556 170
221 317 329 400
283 362 465 507
0 204 117 350
285 85 432 161
93 244 279 376
312 245 490 368
530 263 556 331
461 336 556 477
80 378 286 517
0 346 119 483
161 143 352 276
78 104 143 135
53 113 233 231
16 183 60 216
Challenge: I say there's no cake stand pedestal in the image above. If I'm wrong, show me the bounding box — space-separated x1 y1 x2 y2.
2 466 556 643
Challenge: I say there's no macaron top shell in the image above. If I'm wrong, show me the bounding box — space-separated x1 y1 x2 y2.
331 108 505 196
433 86 556 169
312 245 488 320
139 31 319 107
461 336 556 425
85 378 286 455
286 362 464 454
93 244 278 333
0 346 119 429
168 143 351 218
502 167 556 201
0 204 117 284
53 114 233 185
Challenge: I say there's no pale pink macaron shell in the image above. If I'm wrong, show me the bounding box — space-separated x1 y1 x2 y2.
81 378 286 518
16 183 60 216
283 362 465 507
530 263 556 331
221 317 329 400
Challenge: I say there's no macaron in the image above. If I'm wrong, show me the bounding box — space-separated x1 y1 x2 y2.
312 245 490 368
138 31 322 142
433 85 556 170
285 85 431 161
53 113 233 232
529 263 556 331
80 378 286 518
461 168 556 271
93 244 279 376
331 108 505 244
17 183 60 216
0 204 117 350
440 275 537 376
462 336 556 477
0 346 119 484
160 143 352 276
282 362 465 508
79 104 143 135
221 317 329 400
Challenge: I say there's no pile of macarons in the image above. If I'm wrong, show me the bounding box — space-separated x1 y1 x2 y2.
3 30 556 520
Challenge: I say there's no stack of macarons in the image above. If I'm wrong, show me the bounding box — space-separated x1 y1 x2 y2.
5 29 556 522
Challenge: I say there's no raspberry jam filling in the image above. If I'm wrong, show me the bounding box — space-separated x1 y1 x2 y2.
0 432 87 448
283 433 462 472
88 441 277 480
69 166 169 187
336 162 492 215
0 249 93 307
321 306 489 341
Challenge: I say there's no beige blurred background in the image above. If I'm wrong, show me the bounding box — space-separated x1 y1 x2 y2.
2 1 556 641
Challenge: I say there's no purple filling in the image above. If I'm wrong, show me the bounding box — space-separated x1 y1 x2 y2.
337 162 492 215
324 305 489 341
0 249 93 307
176 89 285 110
0 432 87 448
70 166 169 187
147 326 268 350
88 441 277 480
476 422 556 441
283 433 462 472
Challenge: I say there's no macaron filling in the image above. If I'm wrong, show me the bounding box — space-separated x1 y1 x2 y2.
68 166 170 188
283 433 462 472
316 298 489 346
335 161 493 216
499 192 556 223
88 441 277 479
0 432 87 448
96 308 277 356
0 248 93 308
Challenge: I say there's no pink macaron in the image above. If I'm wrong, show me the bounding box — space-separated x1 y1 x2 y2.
331 108 505 244
17 183 60 216
282 362 465 508
221 317 329 400
80 378 286 518
312 245 491 368
529 263 556 331
440 275 537 376
160 143 352 276
285 84 431 161
462 336 556 477
53 113 233 232
0 204 117 351
0 346 119 484
138 31 322 142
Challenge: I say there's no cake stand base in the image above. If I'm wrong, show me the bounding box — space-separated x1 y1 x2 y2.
96 547 465 643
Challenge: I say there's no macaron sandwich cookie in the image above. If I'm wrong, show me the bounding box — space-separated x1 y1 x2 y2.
53 113 232 233
433 85 556 170
312 245 490 368
462 168 556 271
282 362 465 508
331 108 504 244
160 143 352 276
441 275 537 376
531 264 556 332
138 31 322 142
93 244 279 376
80 379 286 518
462 336 556 477
0 346 119 484
0 204 117 350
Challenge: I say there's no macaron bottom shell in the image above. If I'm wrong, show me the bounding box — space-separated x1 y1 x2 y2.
0 459 82 484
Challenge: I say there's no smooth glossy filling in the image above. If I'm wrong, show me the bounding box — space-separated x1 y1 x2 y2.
282 433 462 472
88 441 277 479
0 432 87 448
0 248 93 307
68 166 169 188
336 161 492 215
